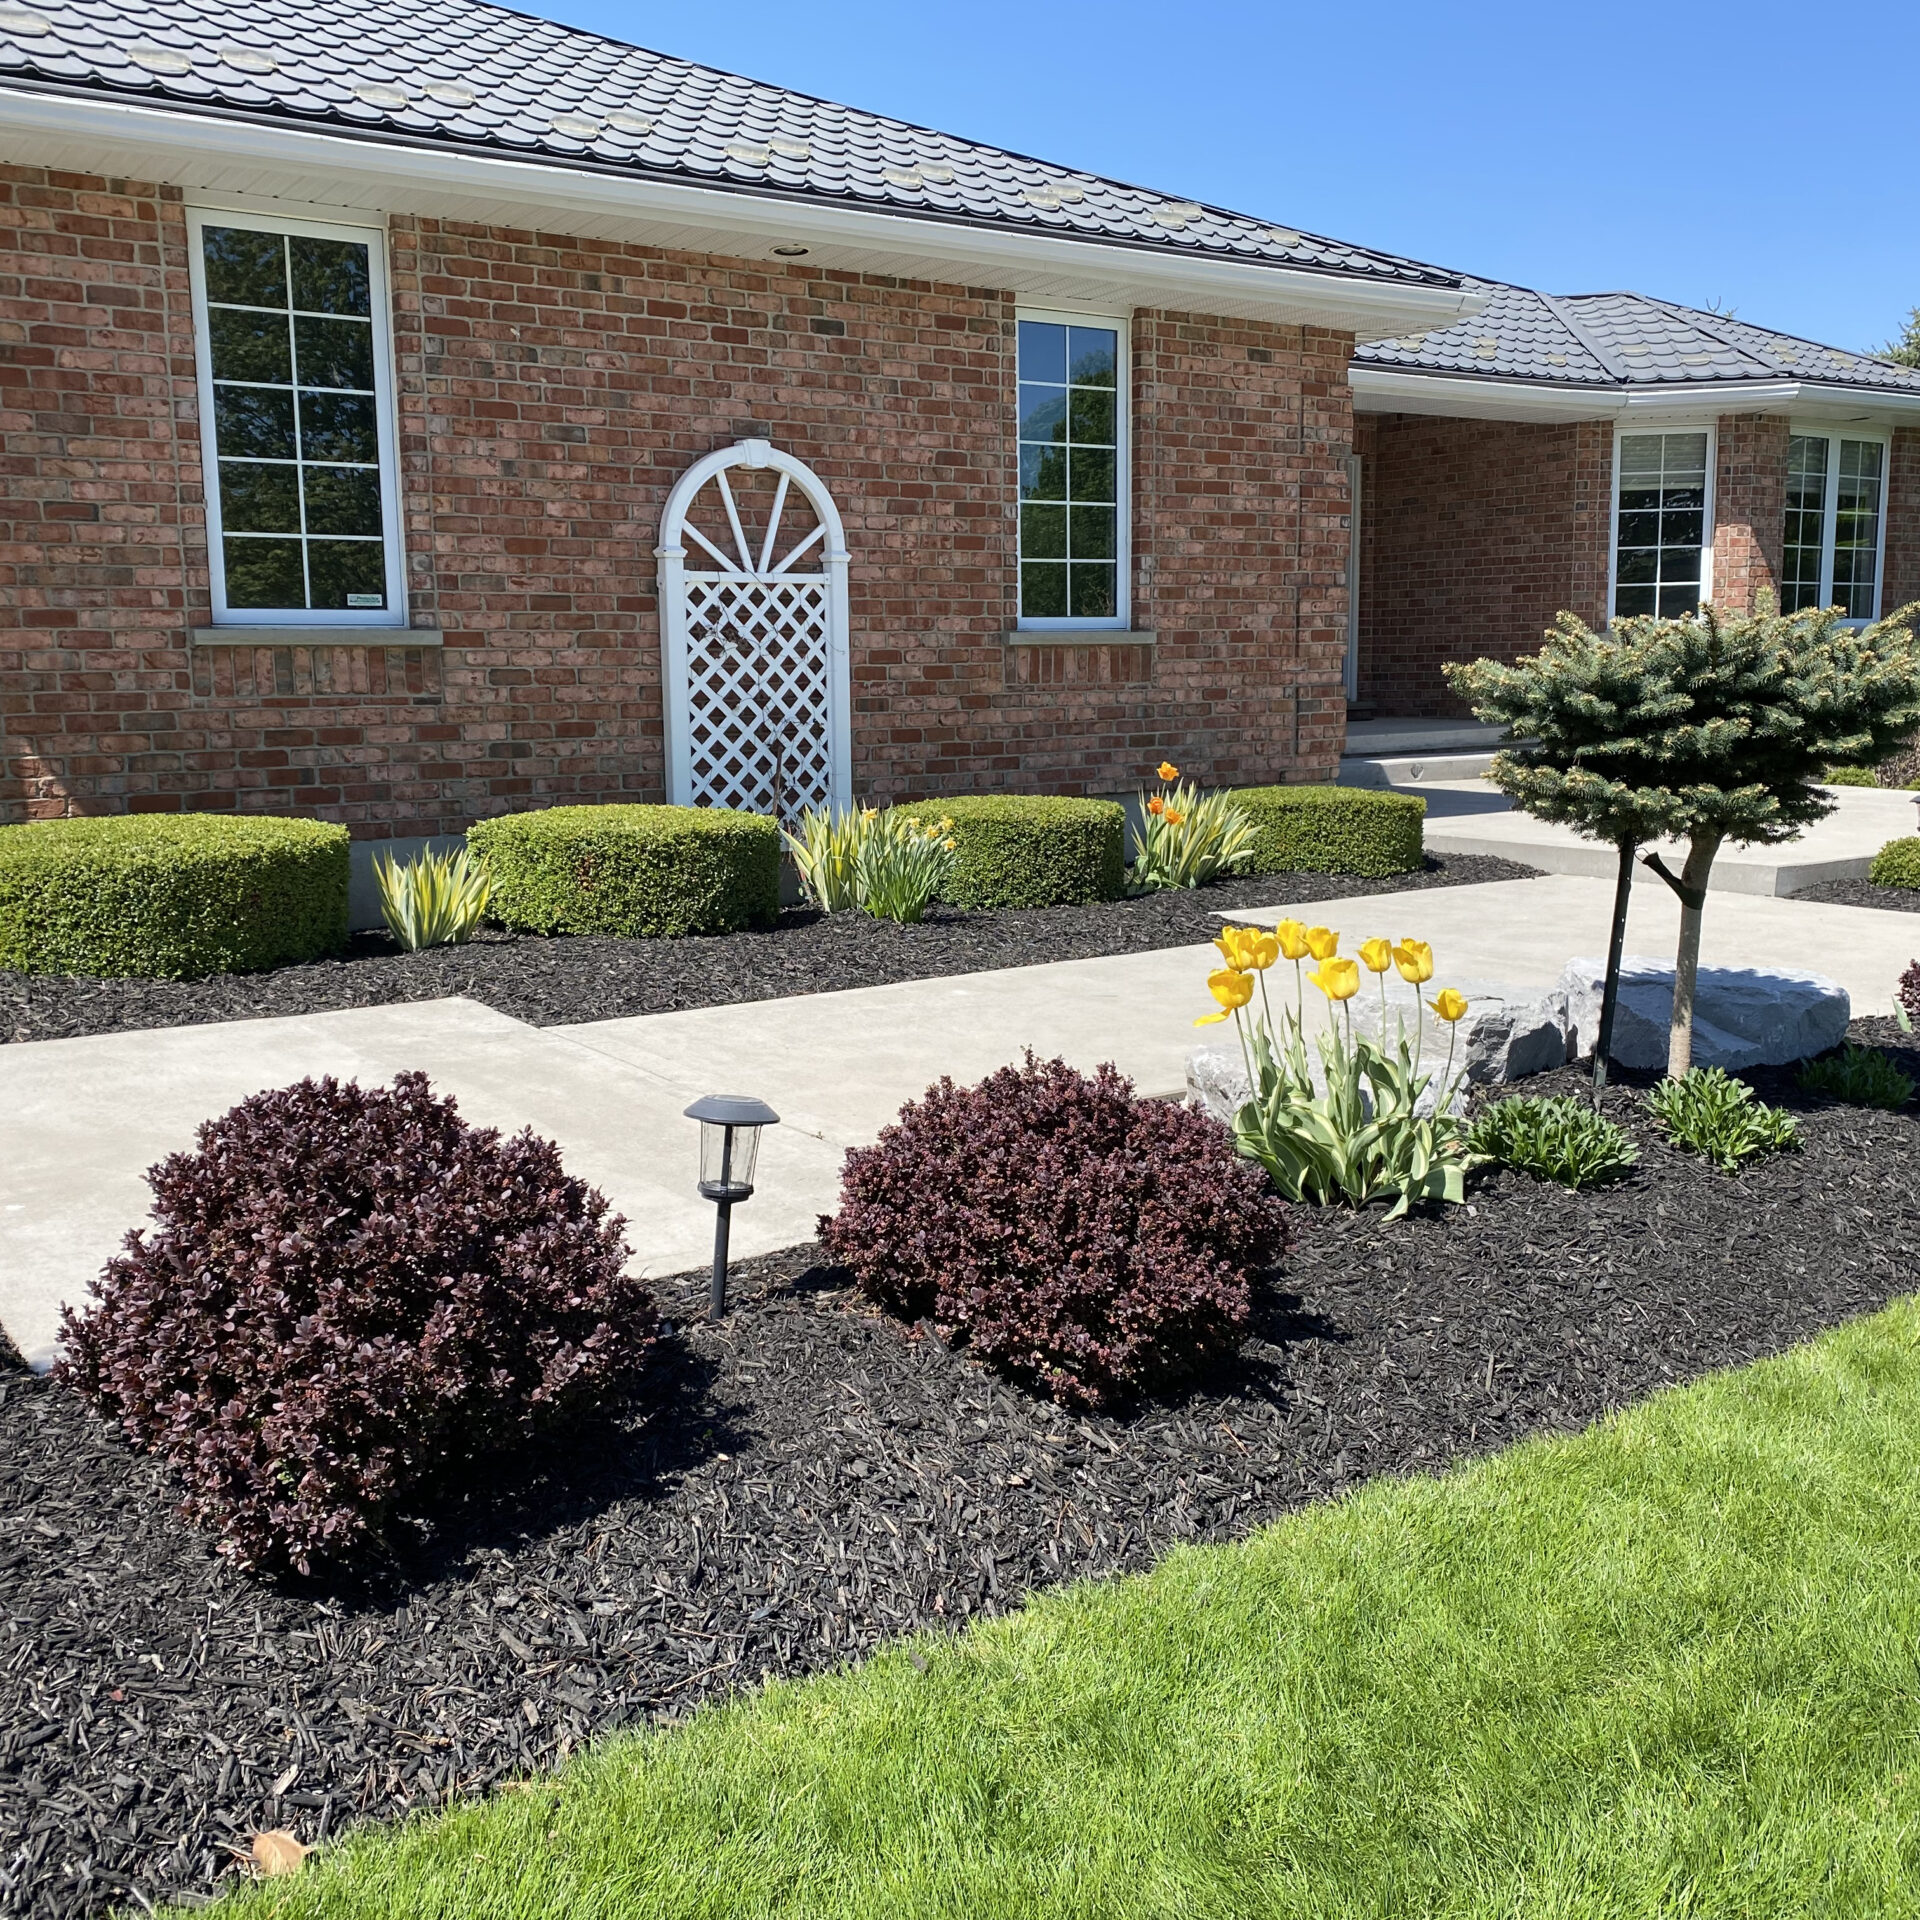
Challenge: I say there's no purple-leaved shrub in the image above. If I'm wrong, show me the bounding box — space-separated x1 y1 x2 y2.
58 1072 657 1576
821 1053 1289 1408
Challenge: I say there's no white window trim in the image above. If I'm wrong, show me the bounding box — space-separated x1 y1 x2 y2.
1014 306 1131 632
185 203 407 629
1607 421 1718 621
1786 421 1890 625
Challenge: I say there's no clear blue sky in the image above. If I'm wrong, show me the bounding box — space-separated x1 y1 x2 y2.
518 0 1917 354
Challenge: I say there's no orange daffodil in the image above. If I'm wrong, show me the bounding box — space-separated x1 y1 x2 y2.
1157 761 1180 782
1194 966 1255 1026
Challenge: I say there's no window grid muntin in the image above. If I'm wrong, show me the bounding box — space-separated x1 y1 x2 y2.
187 206 405 628
1613 431 1710 619
1016 312 1128 628
206 226 383 611
1780 429 1887 623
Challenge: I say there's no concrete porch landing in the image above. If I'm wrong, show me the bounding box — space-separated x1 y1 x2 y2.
1415 779 1919 896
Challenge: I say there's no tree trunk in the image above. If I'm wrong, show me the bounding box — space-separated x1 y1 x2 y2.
1666 830 1723 1078
1591 838 1636 1104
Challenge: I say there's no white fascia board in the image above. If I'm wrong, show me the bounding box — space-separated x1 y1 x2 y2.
1351 365 1920 425
0 86 1486 337
1348 367 1623 420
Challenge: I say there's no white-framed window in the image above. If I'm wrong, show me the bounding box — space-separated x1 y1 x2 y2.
186 206 405 626
1611 427 1714 619
1783 428 1888 621
1016 310 1128 628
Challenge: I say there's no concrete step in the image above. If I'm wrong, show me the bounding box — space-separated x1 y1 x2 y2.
1339 751 1498 789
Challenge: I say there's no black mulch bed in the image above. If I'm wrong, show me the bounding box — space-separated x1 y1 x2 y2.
6 1020 1918 1918
1793 876 1920 916
0 855 1535 1045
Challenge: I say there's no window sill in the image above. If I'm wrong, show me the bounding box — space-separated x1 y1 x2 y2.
1004 629 1155 647
190 626 443 647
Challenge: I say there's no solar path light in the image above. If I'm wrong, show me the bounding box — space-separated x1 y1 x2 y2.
685 1094 780 1319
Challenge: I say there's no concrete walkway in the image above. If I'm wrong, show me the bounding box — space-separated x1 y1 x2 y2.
1418 779 1919 895
4 872 1916 1369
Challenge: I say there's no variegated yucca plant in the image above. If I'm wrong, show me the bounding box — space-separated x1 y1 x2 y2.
375 844 493 951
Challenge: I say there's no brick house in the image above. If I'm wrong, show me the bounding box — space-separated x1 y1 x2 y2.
0 0 1486 840
1347 279 1920 716
4 4 1917 843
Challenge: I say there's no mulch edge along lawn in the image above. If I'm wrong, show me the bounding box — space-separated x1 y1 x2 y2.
7 1030 1920 1918
215 1296 1920 1920
0 855 1535 1043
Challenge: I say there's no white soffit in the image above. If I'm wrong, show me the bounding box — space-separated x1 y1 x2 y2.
1350 366 1920 424
0 89 1485 337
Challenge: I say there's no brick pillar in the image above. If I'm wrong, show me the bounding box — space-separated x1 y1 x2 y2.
1885 424 1920 616
1711 413 1789 612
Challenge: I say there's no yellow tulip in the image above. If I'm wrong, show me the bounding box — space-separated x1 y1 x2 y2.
1275 918 1311 961
1305 925 1339 962
1194 966 1255 1026
1358 936 1393 974
1392 938 1434 985
1307 958 1360 1002
1429 987 1469 1024
1213 925 1256 970
1245 929 1279 971
1157 760 1180 782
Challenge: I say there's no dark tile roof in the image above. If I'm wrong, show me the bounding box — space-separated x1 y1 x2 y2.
0 0 1462 289
1356 280 1920 394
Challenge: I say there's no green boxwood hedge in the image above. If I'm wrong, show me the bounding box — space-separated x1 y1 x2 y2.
1870 836 1920 890
469 804 781 937
898 795 1125 909
0 814 349 979
1231 784 1426 878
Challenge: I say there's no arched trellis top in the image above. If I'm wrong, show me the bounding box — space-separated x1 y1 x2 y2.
654 440 852 821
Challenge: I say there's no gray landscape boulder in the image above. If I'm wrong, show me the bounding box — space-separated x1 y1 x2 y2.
1186 974 1572 1122
1555 955 1849 1071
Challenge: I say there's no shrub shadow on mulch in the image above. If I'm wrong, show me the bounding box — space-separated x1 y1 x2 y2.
4 1016 1918 1918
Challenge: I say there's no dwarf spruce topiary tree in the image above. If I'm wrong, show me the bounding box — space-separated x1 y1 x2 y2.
1451 597 1920 1079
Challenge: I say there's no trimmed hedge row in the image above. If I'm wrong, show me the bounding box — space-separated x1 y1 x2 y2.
0 815 349 979
1231 784 1425 878
911 795 1126 909
470 804 780 937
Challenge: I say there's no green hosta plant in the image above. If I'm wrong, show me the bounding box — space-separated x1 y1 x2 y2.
375 844 491 951
783 803 867 912
855 811 957 925
1468 1095 1638 1189
1797 1043 1915 1109
1648 1067 1799 1172
1130 760 1256 892
1203 921 1471 1219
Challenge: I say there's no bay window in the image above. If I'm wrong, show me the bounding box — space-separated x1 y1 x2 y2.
1017 313 1127 626
187 207 405 626
1783 431 1886 620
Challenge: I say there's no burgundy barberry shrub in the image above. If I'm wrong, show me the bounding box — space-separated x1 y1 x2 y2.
1900 958 1920 1030
57 1072 656 1576
820 1054 1289 1408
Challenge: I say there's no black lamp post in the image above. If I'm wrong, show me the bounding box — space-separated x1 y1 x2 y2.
685 1094 780 1319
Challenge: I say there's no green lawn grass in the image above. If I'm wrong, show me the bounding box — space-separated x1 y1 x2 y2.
216 1301 1920 1919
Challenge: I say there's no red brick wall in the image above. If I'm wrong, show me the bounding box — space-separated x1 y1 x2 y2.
1353 411 1612 714
2 163 1355 831
1887 423 1920 618
1711 411 1788 611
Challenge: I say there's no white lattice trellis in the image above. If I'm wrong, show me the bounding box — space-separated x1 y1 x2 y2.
656 440 851 821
